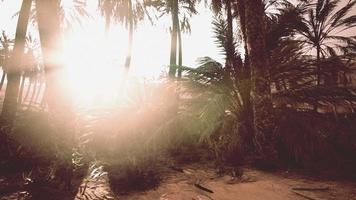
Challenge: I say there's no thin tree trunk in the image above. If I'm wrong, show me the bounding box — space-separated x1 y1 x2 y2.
245 0 278 165
225 0 234 75
29 77 37 106
34 79 44 104
316 44 321 86
1 0 32 124
313 44 321 112
169 0 179 78
40 85 47 109
0 70 6 92
123 0 134 78
105 14 111 36
18 75 26 104
24 77 32 103
177 21 183 78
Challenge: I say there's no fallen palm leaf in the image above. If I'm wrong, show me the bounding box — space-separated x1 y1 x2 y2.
194 183 214 193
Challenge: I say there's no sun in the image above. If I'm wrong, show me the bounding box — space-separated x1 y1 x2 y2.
61 21 126 107
57 3 173 107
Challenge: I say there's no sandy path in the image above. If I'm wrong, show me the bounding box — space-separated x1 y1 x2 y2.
115 165 356 200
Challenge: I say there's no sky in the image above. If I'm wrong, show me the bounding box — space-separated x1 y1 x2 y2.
0 0 223 78
0 0 355 78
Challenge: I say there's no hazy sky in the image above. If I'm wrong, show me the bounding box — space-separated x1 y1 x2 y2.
0 1 223 77
0 0 354 77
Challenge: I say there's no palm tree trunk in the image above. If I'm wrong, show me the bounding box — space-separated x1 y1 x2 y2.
105 14 111 35
313 44 321 112
36 0 74 189
29 77 37 106
0 70 6 91
24 77 32 103
177 29 182 78
225 0 234 75
177 21 183 78
1 0 32 124
234 0 254 153
169 0 179 78
316 44 321 86
245 0 277 165
34 79 44 104
40 85 47 109
18 75 26 104
123 0 134 78
35 0 64 110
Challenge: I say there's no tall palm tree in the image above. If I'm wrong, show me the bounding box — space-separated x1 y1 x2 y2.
146 0 198 78
245 0 278 164
35 0 62 107
99 0 146 76
296 0 356 85
35 0 75 189
114 0 146 76
210 0 253 144
1 0 32 125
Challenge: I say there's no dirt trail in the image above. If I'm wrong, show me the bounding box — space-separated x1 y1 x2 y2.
114 165 356 200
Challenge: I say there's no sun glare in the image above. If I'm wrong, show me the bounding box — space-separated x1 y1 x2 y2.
60 17 171 108
61 22 125 107
36 1 220 108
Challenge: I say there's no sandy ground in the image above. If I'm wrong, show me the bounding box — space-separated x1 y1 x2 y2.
72 164 356 200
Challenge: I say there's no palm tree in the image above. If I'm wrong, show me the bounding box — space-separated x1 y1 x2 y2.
35 0 75 189
98 0 116 33
209 0 254 146
114 0 146 76
145 0 199 78
264 2 307 91
296 0 356 86
245 0 278 164
1 0 32 125
35 0 62 107
60 0 90 30
99 0 147 76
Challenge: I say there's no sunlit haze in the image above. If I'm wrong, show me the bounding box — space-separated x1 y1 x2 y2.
0 0 223 77
0 0 225 106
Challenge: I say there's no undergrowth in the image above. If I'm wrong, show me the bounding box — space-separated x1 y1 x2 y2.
276 109 356 179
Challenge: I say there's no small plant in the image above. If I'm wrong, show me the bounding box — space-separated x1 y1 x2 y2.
106 154 162 194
